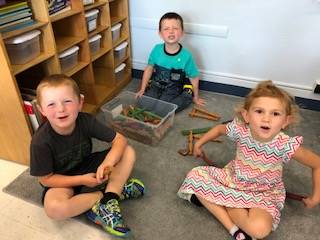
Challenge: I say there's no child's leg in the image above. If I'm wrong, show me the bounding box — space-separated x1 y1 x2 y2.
227 207 273 239
44 188 102 220
105 145 136 195
197 195 257 240
169 91 193 112
197 195 235 230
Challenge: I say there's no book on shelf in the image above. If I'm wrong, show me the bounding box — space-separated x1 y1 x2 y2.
0 1 28 15
0 17 34 33
0 9 32 25
47 0 70 15
50 5 71 17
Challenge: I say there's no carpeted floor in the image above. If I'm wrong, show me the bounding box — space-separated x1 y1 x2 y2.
3 79 320 239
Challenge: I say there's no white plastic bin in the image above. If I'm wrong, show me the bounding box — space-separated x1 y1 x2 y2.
5 30 41 65
111 23 122 42
114 41 128 63
115 63 126 81
83 0 94 5
89 34 102 55
85 9 99 32
59 45 79 72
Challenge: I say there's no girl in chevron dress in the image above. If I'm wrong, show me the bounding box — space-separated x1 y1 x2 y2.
177 81 320 240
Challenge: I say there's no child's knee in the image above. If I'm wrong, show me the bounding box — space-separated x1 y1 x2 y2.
249 218 272 239
45 200 69 220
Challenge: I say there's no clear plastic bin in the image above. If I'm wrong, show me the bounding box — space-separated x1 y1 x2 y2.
101 91 177 145
5 30 41 65
114 41 128 63
89 34 102 55
111 23 122 42
115 63 126 81
58 45 79 72
85 9 99 32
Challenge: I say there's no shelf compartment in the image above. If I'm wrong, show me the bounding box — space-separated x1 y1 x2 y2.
115 57 131 88
12 52 55 75
50 9 82 23
84 0 108 11
109 0 127 25
1 21 48 40
52 13 87 51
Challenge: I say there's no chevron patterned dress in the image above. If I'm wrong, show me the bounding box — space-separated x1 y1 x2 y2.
177 119 303 230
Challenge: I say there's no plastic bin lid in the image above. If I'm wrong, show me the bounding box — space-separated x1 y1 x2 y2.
88 34 102 43
115 63 126 73
115 41 128 51
59 45 80 58
5 30 41 44
111 23 122 31
85 9 99 18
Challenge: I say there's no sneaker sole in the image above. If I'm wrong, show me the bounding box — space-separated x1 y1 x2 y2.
86 210 131 238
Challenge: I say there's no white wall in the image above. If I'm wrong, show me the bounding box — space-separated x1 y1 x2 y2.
128 0 320 100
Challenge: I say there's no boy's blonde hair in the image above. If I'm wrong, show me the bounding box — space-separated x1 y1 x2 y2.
235 80 300 127
36 74 81 105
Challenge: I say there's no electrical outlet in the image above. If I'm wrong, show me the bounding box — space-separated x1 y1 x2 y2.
314 80 320 94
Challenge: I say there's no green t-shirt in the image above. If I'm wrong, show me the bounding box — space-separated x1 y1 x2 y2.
148 43 199 78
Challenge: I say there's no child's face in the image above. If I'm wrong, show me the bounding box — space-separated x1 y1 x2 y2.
241 97 290 142
38 85 83 135
159 18 184 44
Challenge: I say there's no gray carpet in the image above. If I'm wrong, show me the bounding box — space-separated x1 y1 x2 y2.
3 79 320 239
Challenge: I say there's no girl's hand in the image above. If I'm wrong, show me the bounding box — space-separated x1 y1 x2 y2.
82 173 103 188
302 196 320 209
193 97 206 106
193 142 203 158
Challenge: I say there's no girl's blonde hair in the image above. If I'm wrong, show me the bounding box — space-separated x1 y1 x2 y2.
235 80 300 127
36 74 81 105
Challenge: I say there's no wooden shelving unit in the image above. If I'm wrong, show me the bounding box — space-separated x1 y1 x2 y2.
0 0 132 165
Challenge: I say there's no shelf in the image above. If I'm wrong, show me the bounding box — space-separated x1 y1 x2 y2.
50 9 82 23
110 16 126 26
64 61 90 76
82 102 97 113
0 0 131 165
1 21 48 40
12 52 55 75
55 36 86 52
84 0 108 11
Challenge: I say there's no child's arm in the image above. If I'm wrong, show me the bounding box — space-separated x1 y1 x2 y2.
292 146 320 208
95 132 128 182
136 65 154 97
190 76 205 106
193 124 226 157
39 172 100 188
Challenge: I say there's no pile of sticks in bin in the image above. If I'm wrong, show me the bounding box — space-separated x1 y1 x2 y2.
121 105 162 125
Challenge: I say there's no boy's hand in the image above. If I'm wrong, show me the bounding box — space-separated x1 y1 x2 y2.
96 164 114 183
135 90 144 98
302 196 320 208
82 173 105 187
193 97 206 106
